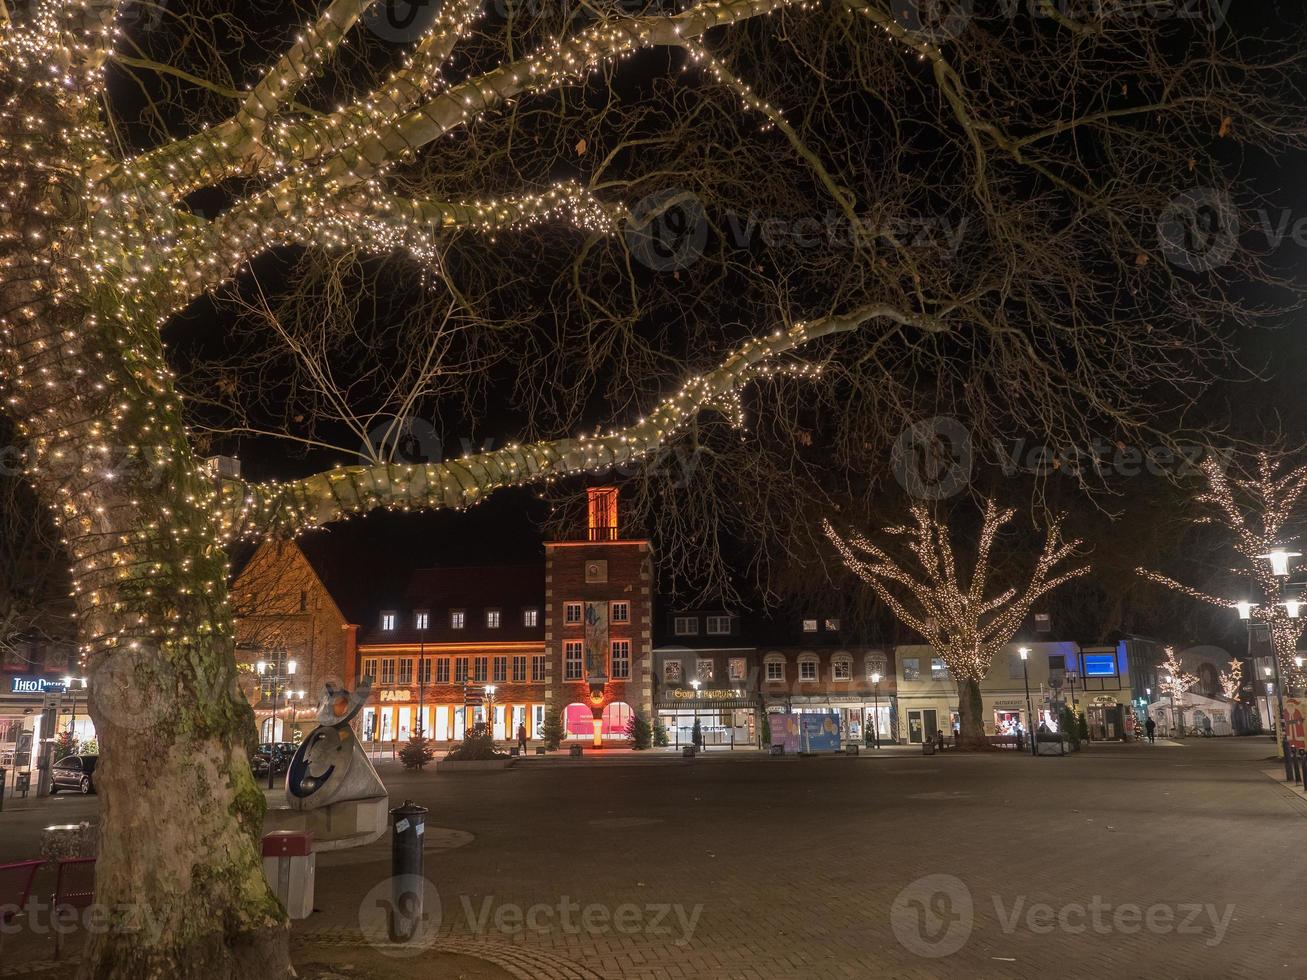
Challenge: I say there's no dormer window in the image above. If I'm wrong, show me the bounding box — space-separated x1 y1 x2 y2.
674 616 699 636
524 608 539 627
486 609 501 629
450 609 465 629
825 618 840 631
414 610 429 630
706 615 732 635
380 611 396 631
802 619 818 633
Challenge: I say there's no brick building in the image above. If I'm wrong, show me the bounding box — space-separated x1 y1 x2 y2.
230 539 357 742
350 487 654 748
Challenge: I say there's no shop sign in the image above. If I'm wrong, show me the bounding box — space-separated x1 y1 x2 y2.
670 688 746 700
9 676 66 695
379 689 411 702
1092 695 1118 706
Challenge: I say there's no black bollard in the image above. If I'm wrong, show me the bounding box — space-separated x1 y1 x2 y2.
388 800 428 943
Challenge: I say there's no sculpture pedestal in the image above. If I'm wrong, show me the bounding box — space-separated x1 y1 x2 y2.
264 795 388 851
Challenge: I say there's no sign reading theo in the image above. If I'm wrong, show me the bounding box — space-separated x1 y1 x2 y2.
10 676 67 695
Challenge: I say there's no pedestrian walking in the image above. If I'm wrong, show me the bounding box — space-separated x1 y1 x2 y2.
517 723 527 752
1145 717 1156 743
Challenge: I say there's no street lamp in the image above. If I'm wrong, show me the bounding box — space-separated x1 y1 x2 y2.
485 684 496 736
690 678 702 750
1260 549 1301 578
257 657 296 789
1019 648 1036 757
60 676 87 739
870 672 881 749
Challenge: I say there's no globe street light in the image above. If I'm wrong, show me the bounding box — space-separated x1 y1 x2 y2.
870 672 882 749
1019 648 1036 757
485 685 497 738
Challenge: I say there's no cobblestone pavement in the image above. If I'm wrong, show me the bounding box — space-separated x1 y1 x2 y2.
4 738 1304 978
297 738 1307 979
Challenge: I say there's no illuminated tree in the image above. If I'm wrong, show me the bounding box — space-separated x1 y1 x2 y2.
1158 646 1198 731
1218 657 1243 701
824 501 1089 749
0 0 1299 975
1138 452 1307 705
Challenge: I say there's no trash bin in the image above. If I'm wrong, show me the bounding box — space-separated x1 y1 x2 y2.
922 740 936 756
261 831 314 920
15 773 30 797
845 744 860 756
569 744 583 757
769 744 784 756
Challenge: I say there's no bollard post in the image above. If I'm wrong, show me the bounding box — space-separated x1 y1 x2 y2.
388 800 428 943
0 767 6 812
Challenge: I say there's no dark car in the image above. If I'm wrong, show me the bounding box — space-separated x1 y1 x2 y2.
258 742 297 773
50 754 98 795
250 753 271 778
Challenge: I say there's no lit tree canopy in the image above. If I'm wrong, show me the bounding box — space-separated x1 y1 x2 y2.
1138 451 1307 687
824 500 1089 747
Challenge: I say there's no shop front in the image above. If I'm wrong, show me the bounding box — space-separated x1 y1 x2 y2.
1086 694 1131 740
767 695 898 746
2 674 95 795
657 689 759 748
359 693 550 749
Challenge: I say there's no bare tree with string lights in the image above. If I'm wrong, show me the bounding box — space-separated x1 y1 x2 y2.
1137 452 1307 739
1157 645 1198 734
824 501 1089 750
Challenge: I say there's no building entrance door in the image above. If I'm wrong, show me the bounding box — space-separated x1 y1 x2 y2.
907 709 937 744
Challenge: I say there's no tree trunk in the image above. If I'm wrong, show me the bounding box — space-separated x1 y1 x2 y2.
955 676 989 750
0 55 292 977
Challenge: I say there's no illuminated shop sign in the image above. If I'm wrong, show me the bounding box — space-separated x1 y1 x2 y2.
1082 654 1117 677
9 676 67 695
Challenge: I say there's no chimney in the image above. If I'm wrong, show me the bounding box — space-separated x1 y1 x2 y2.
587 487 618 542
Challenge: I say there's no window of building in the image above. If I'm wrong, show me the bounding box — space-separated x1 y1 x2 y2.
802 618 818 633
902 658 921 681
931 657 947 680
611 640 631 679
1048 654 1066 671
728 657 746 681
486 609 501 629
435 658 450 684
798 658 818 682
380 658 396 686
866 656 887 679
611 601 630 624
417 658 431 684
474 657 488 682
414 610 429 630
832 657 852 681
450 609 465 629
664 660 683 683
531 655 546 681
512 656 527 682
707 615 732 636
362 658 378 681
564 641 584 680
825 618 840 631
454 658 468 683
493 656 507 682
381 611 396 631
299 590 308 612
397 659 413 685
674 616 699 636
765 658 784 681
696 658 714 681
1009 654 1027 679
565 602 583 625
524 608 539 627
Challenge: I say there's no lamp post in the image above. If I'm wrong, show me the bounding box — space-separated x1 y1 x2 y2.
485 685 497 738
256 657 297 789
1236 575 1298 776
1019 648 1036 757
690 678 701 750
416 618 427 738
60 676 87 739
1163 672 1178 737
871 672 881 749
284 689 305 744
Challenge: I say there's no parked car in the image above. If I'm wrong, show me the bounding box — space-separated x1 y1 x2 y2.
250 753 271 778
258 742 297 773
50 754 98 795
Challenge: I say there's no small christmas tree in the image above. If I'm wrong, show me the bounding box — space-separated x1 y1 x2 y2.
53 729 78 761
399 735 435 770
1077 711 1089 742
626 711 652 750
652 718 670 747
761 712 772 746
692 717 703 749
539 707 564 751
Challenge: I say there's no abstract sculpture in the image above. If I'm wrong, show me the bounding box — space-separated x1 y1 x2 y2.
285 678 385 811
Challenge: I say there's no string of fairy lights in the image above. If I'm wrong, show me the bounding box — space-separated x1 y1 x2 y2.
823 501 1090 685
1138 453 1307 689
0 0 944 676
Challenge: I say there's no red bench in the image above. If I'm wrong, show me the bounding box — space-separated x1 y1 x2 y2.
0 860 44 953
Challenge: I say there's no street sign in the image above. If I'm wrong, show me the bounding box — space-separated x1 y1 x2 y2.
462 685 483 705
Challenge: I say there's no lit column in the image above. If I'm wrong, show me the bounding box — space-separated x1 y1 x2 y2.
871 672 881 750
1019 648 1036 758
